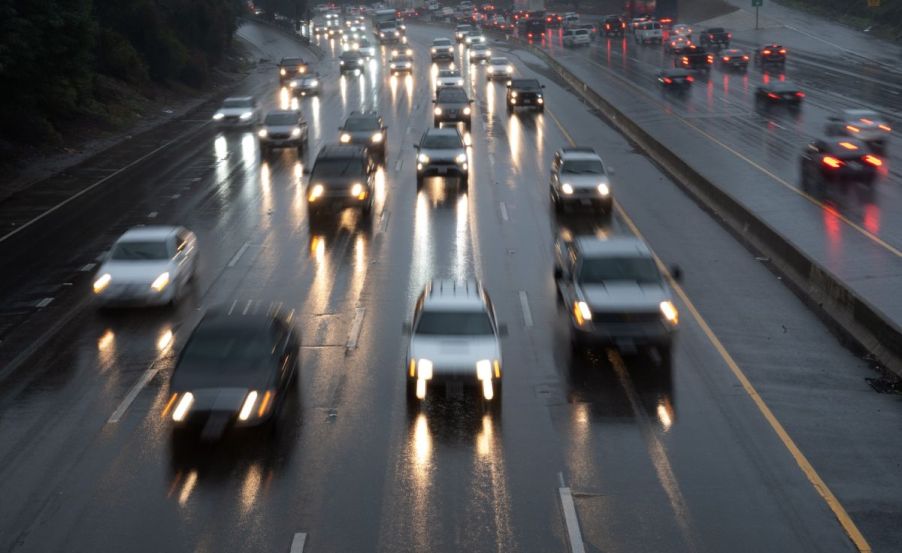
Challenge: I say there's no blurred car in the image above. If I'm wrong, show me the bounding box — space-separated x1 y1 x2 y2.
657 68 694 90
389 52 414 74
278 57 309 85
93 226 197 306
415 127 469 188
431 37 455 61
671 23 692 38
754 43 787 67
675 46 713 73
506 78 545 113
469 43 491 62
433 86 474 129
602 16 627 37
545 12 563 28
289 72 321 96
699 27 731 49
404 279 504 405
455 23 473 42
755 81 804 109
634 20 663 45
563 28 592 47
436 68 465 88
549 147 612 214
666 35 692 54
306 144 376 218
258 110 308 157
487 57 513 80
800 138 881 188
629 16 650 33
339 50 366 75
356 38 376 57
464 30 486 46
563 12 580 27
339 111 387 162
826 109 892 154
167 306 300 440
716 49 749 72
212 96 261 127
554 235 679 359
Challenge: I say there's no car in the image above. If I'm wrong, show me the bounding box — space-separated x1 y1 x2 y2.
464 30 486 46
339 50 366 74
825 109 892 154
415 127 469 188
549 147 612 214
716 49 749 72
699 27 731 49
306 145 376 218
389 52 414 74
563 12 580 27
563 28 592 47
675 46 713 73
634 21 663 45
554 235 679 359
629 16 650 33
166 306 300 440
278 57 309 84
289 71 321 96
433 86 474 129
487 57 513 80
755 81 804 110
258 110 308 156
436 68 465 88
339 111 387 162
431 37 455 61
404 279 504 406
377 24 402 44
671 23 692 38
601 16 627 36
800 138 882 189
469 43 491 62
666 35 692 54
656 68 694 91
356 38 376 57
754 43 787 67
455 23 473 42
506 78 545 113
314 24 328 36
545 12 563 28
92 226 198 307
212 96 261 127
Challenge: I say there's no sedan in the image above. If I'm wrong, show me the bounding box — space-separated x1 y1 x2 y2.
487 57 513 80
717 49 749 72
826 109 892 154
436 68 464 88
800 138 881 189
755 81 804 110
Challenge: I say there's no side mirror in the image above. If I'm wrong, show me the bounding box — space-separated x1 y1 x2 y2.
670 264 683 282
554 266 564 279
498 323 509 337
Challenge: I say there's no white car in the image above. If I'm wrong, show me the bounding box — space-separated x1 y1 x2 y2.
356 38 376 58
389 53 414 74
464 31 486 46
212 97 261 127
563 28 591 47
436 68 464 88
431 37 455 62
469 43 491 63
404 279 505 405
487 57 513 80
93 226 198 307
634 21 663 45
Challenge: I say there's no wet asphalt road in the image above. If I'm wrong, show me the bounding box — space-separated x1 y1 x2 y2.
1 20 902 553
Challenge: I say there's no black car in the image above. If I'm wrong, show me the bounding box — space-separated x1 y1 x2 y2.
506 78 545 113
657 68 694 90
306 144 376 217
433 86 474 129
338 111 387 162
674 46 713 73
755 81 805 109
698 27 731 49
601 16 626 37
167 307 300 440
279 57 309 85
755 43 787 67
717 49 749 72
800 138 882 189
339 51 366 75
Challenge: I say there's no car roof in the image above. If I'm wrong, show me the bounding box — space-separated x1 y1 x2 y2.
560 147 600 160
765 80 800 90
266 109 300 117
280 57 305 65
422 279 487 311
118 226 179 242
316 144 368 159
661 68 692 77
843 109 879 118
422 127 462 138
818 138 869 154
575 236 653 258
490 57 509 62
224 96 253 102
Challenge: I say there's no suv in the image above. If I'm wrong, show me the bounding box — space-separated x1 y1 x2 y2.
433 86 474 129
754 43 787 67
487 57 513 80
469 43 491 63
464 30 486 46
306 145 376 218
404 279 505 406
289 71 321 96
436 68 464 88
339 111 387 162
278 57 309 85
634 21 663 45
378 24 402 44
825 109 892 154
563 28 591 47
431 37 455 61
554 236 679 359
258 110 308 156
415 127 469 189
339 51 366 74
716 49 749 72
675 46 713 73
699 27 731 49
455 23 473 42
506 78 545 113
212 96 261 128
800 138 881 190
389 52 414 74
550 147 612 213
602 16 626 36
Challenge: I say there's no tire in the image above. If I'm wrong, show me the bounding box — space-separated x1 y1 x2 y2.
406 378 419 404
506 104 513 114
416 174 424 189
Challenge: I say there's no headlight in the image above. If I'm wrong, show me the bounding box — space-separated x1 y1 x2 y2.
150 272 170 292
212 112 224 120
486 49 492 56
308 183 324 201
417 359 433 380
507 65 513 72
340 132 352 143
291 127 301 137
93 273 111 294
308 79 318 87
476 359 492 381
511 91 518 98
280 68 287 75
350 183 364 198
463 106 471 115
171 392 194 422
392 49 399 56
575 301 592 324
660 301 679 324
455 153 467 164
418 153 430 163
597 183 610 196
340 60 346 65
371 132 383 143
561 183 574 195
434 107 443 115
289 80 298 88
538 98 544 104
432 48 437 53
258 129 268 138
238 391 258 421
239 111 253 120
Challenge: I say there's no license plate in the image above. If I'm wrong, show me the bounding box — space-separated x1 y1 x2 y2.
847 162 861 170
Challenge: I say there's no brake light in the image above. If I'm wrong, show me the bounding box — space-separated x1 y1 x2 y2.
860 118 873 125
728 33 732 38
742 55 749 61
846 125 860 133
838 141 858 150
822 156 843 169
763 49 772 55
663 77 672 84
795 91 805 97
864 155 883 167
681 56 688 65
707 55 714 63
767 92 779 99
723 56 730 62
686 75 694 82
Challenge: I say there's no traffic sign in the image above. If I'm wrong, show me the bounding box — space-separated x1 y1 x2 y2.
752 0 763 6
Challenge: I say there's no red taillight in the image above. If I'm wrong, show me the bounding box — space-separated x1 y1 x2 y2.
742 55 749 61
795 91 805 98
864 155 883 167
728 33 732 38
681 56 688 65
707 55 714 63
686 75 694 82
722 56 730 62
878 124 892 132
763 49 772 55
767 92 779 99
663 77 672 84
779 48 787 54
822 156 843 169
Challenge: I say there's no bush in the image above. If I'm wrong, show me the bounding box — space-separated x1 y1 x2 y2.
95 29 148 84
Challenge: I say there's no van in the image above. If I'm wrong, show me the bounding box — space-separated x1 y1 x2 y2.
634 21 663 45
562 28 591 47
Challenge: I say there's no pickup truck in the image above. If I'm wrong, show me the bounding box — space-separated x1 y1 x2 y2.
699 27 731 49
675 46 714 73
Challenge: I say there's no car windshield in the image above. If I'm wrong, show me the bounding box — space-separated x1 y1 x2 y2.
282 58 305 66
434 39 452 45
179 326 274 365
562 159 604 174
438 88 468 102
416 310 493 335
439 70 461 78
222 99 252 109
312 157 364 177
394 55 413 62
491 59 508 65
579 256 660 284
422 134 462 148
265 113 298 125
512 80 540 90
344 117 379 131
341 52 361 60
110 240 170 260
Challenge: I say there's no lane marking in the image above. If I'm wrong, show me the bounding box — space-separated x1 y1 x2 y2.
518 290 533 327
547 107 873 552
80 263 96 272
227 299 238 315
346 307 366 351
35 297 53 308
380 209 391 233
0 122 210 245
108 363 161 423
148 211 158 218
290 532 307 553
394 159 402 172
499 201 509 221
228 242 250 267
558 487 586 553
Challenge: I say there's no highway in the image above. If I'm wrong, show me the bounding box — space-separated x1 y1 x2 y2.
0 19 901 553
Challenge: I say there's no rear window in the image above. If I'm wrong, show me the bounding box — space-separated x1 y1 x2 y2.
180 327 275 365
579 257 660 284
111 240 170 260
416 310 493 336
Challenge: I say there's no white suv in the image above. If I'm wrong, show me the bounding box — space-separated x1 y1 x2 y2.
550 147 613 214
404 279 506 406
563 28 591 47
634 21 663 45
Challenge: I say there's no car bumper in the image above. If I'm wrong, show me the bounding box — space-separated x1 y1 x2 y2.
418 161 468 176
556 193 612 210
572 320 675 348
509 97 543 108
308 196 372 211
820 167 877 183
435 114 471 124
260 137 302 148
95 284 175 306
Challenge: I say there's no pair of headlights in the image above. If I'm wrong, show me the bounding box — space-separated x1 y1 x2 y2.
561 183 610 196
212 111 253 121
93 272 170 294
433 106 471 116
168 390 273 423
258 128 302 138
307 183 367 201
339 132 383 143
417 153 467 164
573 300 679 325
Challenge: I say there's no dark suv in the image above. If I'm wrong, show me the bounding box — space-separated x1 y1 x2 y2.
800 138 881 190
754 43 786 68
506 78 545 113
433 86 474 130
601 16 626 37
279 57 309 85
306 145 376 218
339 112 387 163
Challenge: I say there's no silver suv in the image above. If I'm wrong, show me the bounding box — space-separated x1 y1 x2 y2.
550 147 612 214
404 279 505 406
257 110 308 157
415 127 469 189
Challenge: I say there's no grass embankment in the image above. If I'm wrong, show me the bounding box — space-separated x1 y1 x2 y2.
775 0 902 43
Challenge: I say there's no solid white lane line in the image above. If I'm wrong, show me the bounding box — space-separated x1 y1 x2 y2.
148 211 158 218
227 242 250 267
346 307 366 350
559 487 586 553
108 363 161 423
499 201 509 221
227 299 238 315
289 532 307 553
518 290 533 327
35 298 53 308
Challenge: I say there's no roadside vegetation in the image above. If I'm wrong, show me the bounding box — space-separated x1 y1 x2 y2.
776 0 902 42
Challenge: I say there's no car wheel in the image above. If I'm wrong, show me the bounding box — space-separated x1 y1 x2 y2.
406 378 419 404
